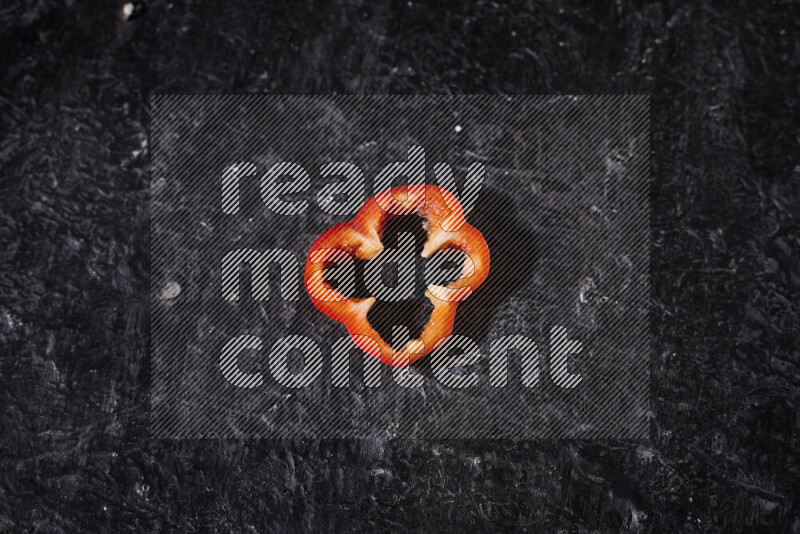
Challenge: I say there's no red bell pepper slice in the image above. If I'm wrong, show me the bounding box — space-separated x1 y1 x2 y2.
304 185 490 367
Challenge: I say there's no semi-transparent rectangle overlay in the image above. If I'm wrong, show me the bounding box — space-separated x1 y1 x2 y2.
151 95 649 439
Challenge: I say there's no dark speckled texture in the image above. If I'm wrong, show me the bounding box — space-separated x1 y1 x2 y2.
0 0 798 531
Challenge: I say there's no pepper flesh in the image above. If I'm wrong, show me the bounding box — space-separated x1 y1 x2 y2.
304 185 490 367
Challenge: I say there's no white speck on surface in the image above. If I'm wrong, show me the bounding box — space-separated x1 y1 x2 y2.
122 3 134 20
454 125 462 133
159 281 181 300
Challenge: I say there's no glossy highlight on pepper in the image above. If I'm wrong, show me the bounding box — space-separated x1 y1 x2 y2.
304 185 490 367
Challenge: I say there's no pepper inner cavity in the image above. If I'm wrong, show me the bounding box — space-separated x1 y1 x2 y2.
363 215 430 342
321 215 460 342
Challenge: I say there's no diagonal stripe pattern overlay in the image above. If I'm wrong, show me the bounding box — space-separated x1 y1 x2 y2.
150 95 650 439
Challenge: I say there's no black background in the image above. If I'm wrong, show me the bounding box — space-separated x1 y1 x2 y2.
1 0 798 531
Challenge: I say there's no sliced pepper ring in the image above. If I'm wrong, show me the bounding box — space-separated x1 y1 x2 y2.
304 185 490 367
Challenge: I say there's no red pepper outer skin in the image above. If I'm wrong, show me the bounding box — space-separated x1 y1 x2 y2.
304 185 490 367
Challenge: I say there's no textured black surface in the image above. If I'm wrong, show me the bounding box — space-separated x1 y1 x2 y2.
0 0 798 531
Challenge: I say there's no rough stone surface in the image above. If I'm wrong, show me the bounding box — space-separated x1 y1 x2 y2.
0 0 798 531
